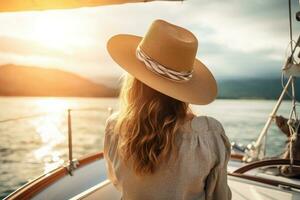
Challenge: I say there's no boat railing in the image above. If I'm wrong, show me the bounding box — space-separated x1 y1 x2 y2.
0 106 114 175
66 107 113 175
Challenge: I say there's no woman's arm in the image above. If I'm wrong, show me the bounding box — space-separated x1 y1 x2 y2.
103 116 120 189
205 117 232 200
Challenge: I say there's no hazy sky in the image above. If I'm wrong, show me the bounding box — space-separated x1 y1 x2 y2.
0 0 299 85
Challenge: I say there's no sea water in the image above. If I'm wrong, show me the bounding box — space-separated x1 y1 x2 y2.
0 97 292 199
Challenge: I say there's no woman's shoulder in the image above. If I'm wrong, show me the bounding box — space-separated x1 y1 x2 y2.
104 112 120 150
190 115 223 133
191 115 231 157
104 113 120 154
105 112 119 132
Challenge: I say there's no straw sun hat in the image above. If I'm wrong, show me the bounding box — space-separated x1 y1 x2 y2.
107 19 217 105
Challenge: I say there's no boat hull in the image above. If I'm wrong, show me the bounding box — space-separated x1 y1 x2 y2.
5 152 300 200
4 152 106 200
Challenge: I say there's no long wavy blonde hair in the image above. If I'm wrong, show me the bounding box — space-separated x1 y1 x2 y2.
114 74 192 175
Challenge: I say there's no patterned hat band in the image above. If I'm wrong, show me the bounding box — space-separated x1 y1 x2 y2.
136 46 193 82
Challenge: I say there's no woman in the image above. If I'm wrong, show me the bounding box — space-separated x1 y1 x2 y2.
104 19 232 200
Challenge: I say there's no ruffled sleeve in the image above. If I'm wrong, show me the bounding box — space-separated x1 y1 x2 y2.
205 117 232 200
103 114 120 190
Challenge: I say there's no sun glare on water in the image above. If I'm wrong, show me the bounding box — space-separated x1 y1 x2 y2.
34 98 71 113
30 98 75 173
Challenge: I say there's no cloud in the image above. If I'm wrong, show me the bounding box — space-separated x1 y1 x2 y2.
0 36 67 57
0 0 299 82
0 35 124 79
199 41 283 78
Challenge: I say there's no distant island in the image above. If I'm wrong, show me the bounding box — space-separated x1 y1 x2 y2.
0 64 118 97
218 78 300 100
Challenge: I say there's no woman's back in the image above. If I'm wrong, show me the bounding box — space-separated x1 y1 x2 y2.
105 19 231 200
104 114 231 200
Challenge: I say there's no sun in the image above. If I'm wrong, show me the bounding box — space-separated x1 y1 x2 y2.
31 13 74 50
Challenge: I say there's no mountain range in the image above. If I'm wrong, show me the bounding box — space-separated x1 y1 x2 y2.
0 64 299 100
217 78 300 100
0 64 118 97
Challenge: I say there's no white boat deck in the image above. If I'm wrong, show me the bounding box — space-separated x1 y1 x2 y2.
8 155 299 200
69 160 300 200
71 176 300 200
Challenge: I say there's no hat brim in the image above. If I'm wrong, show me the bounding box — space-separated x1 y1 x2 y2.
107 34 217 105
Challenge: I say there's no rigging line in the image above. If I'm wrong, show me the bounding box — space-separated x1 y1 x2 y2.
281 72 293 99
281 72 300 104
285 17 299 167
284 40 296 63
0 112 50 123
0 107 113 123
291 77 297 119
288 0 293 52
69 107 112 112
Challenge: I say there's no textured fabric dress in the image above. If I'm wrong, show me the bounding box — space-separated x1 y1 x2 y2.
104 115 232 200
